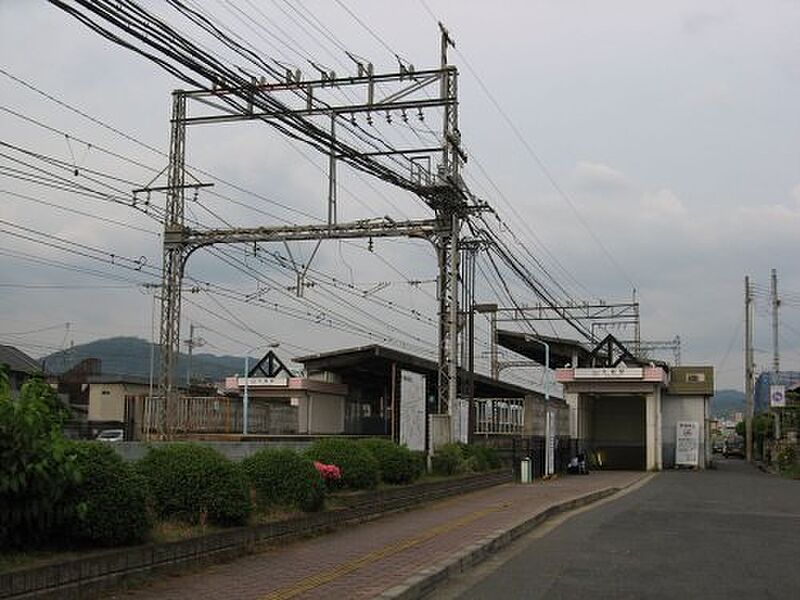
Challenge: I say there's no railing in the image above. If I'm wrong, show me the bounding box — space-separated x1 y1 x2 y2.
139 396 297 438
475 398 525 435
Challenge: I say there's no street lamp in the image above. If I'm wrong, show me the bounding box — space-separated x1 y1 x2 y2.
524 335 550 401
242 342 280 435
525 335 553 476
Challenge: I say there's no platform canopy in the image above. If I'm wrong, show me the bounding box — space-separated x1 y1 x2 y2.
294 344 550 400
496 331 594 369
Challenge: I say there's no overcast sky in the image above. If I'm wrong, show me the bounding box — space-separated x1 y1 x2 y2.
1 1 799 392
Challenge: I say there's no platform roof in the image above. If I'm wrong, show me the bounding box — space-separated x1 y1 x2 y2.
496 330 594 369
294 344 556 400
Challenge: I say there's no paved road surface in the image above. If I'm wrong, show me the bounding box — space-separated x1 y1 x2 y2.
107 472 645 599
439 459 800 599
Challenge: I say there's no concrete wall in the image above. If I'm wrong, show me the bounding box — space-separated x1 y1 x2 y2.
524 396 569 437
661 394 708 468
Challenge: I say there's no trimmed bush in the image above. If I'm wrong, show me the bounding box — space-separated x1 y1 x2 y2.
242 449 324 512
431 443 464 476
410 450 428 478
360 439 421 485
62 442 149 546
458 443 501 472
137 443 251 526
305 438 380 490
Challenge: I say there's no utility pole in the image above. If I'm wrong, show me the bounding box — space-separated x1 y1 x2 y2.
745 276 754 462
771 268 780 373
771 268 781 439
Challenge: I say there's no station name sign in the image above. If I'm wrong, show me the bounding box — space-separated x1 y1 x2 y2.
237 377 289 387
573 367 644 380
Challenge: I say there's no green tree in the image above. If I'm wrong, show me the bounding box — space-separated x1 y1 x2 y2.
0 369 79 547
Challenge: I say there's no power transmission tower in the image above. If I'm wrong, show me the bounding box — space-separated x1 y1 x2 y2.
149 27 473 433
745 275 754 462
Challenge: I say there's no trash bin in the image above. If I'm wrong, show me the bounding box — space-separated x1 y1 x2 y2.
520 457 532 483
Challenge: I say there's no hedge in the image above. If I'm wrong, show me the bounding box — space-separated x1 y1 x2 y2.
360 439 421 485
136 443 251 526
242 448 325 512
458 443 501 472
305 438 380 490
62 441 150 545
431 443 464 476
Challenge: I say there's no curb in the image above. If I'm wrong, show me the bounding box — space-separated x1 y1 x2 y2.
377 478 646 600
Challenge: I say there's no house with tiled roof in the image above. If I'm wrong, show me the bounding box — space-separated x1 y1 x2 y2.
0 344 41 393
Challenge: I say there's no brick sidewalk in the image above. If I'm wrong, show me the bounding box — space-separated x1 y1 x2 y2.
109 472 648 600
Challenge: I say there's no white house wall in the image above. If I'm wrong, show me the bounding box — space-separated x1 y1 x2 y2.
661 395 708 468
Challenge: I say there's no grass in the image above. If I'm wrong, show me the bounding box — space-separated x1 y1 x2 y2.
779 464 800 479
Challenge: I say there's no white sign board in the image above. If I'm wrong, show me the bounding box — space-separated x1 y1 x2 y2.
237 376 288 387
675 421 699 466
400 370 426 451
573 367 644 380
452 399 469 444
770 385 786 408
545 409 556 476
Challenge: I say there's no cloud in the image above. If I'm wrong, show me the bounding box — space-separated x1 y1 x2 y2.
572 161 631 193
640 189 687 219
682 10 731 36
792 184 800 205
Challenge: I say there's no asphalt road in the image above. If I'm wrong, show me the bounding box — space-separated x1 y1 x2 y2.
437 459 800 599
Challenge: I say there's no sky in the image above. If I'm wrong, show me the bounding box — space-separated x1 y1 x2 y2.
1 0 799 392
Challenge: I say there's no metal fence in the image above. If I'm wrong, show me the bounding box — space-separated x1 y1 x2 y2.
475 398 525 435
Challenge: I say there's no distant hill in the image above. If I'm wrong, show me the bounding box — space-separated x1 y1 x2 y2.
710 389 745 419
42 336 250 383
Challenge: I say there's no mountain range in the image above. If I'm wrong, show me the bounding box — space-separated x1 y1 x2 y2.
42 336 250 383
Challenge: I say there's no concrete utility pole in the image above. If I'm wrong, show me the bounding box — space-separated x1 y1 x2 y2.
771 268 780 373
745 276 754 463
771 268 781 439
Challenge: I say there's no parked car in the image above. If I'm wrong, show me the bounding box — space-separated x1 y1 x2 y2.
723 437 745 458
712 439 724 454
96 429 124 442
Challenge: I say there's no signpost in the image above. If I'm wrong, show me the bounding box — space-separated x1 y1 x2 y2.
400 370 426 451
675 421 699 467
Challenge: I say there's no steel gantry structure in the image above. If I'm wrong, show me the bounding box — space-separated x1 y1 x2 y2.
152 25 472 432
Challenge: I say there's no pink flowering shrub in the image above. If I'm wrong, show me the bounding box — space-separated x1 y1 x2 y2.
313 461 341 483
